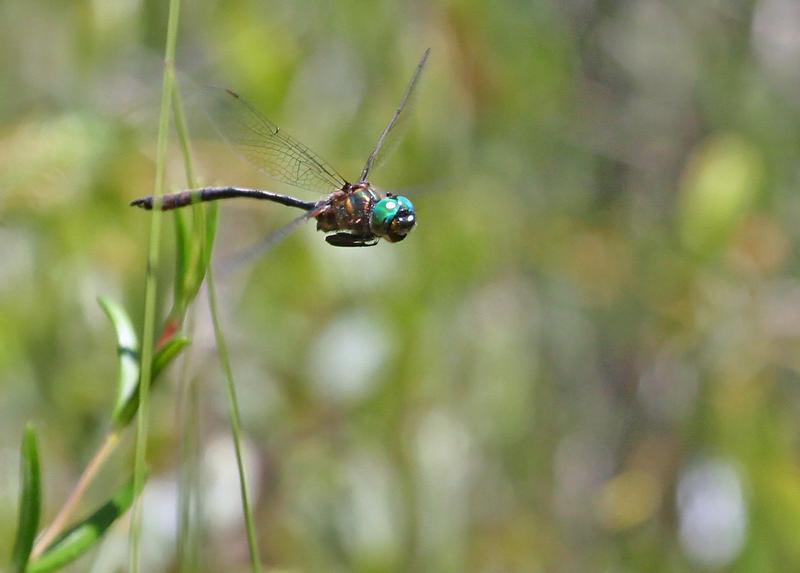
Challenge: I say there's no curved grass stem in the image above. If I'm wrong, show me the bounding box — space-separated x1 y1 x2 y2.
169 32 261 571
172 73 205 572
31 431 121 558
207 268 262 571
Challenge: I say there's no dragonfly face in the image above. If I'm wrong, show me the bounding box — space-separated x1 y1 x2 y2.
370 194 416 243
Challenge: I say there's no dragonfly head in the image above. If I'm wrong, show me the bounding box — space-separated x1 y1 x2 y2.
370 194 416 243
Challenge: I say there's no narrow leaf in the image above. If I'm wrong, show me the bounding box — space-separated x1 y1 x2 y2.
202 203 219 273
173 207 191 316
98 297 140 425
112 335 191 429
11 423 41 573
169 203 217 326
153 335 191 378
183 202 218 316
27 475 145 573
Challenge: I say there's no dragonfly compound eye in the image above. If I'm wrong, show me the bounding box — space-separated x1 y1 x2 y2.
371 195 416 242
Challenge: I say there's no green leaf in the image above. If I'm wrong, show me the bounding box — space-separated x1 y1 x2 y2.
98 297 141 425
202 203 219 276
27 475 145 573
153 335 191 378
170 202 217 326
184 202 219 315
11 423 41 573
99 294 191 431
111 335 190 429
173 207 191 316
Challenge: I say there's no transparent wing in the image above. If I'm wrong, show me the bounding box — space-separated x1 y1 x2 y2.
217 202 328 275
359 48 431 182
199 86 349 194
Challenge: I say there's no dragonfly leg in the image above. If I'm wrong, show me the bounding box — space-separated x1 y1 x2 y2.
325 233 379 247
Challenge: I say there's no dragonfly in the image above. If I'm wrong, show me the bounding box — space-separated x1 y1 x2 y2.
132 49 430 251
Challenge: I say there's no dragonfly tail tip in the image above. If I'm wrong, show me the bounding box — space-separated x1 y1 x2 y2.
130 197 152 210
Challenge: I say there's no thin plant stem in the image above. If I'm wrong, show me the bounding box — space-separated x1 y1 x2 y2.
128 0 183 568
176 310 202 572
207 268 263 571
31 431 121 558
172 76 208 284
171 48 260 572
172 77 204 572
172 81 197 186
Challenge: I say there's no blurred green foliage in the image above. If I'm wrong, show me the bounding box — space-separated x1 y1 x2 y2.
3 0 800 571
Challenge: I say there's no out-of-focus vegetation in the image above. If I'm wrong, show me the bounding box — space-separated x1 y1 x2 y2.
3 0 800 571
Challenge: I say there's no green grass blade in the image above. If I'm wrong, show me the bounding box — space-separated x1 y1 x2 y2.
172 67 225 573
97 297 141 427
170 79 215 317
202 203 219 271
194 69 256 565
129 0 183 568
173 207 191 318
207 269 262 571
153 335 191 378
11 423 41 573
28 475 145 573
177 354 201 573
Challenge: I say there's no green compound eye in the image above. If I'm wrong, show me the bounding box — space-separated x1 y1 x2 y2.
372 197 402 226
370 195 416 242
396 195 414 213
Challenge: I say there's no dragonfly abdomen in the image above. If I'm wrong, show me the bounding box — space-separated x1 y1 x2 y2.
131 187 316 212
130 190 198 211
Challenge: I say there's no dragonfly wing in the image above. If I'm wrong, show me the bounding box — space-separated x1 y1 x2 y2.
359 48 431 182
199 86 349 194
217 201 328 274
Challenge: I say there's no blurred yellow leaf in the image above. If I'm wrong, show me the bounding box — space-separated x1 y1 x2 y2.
679 133 763 255
595 469 662 531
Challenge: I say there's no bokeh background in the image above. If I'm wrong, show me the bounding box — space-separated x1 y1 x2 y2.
3 0 800 571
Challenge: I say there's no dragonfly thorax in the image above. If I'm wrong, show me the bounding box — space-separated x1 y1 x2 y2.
315 185 416 245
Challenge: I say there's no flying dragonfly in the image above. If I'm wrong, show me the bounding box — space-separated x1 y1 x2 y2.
132 49 430 252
